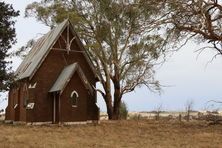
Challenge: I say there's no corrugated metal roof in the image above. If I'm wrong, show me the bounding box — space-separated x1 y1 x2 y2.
15 19 98 82
15 19 69 80
49 63 78 93
49 63 93 94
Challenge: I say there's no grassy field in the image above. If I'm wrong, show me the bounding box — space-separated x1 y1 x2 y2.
0 120 222 148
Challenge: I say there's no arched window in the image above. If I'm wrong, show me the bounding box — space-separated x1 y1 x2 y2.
23 84 28 107
70 90 78 107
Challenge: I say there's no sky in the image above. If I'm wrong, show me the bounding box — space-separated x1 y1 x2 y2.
2 0 222 112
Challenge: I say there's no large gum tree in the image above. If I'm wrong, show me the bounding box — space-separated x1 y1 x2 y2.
25 0 167 119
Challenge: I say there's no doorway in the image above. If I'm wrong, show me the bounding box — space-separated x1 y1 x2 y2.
52 93 60 123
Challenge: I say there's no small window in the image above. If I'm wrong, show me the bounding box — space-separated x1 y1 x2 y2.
70 90 78 107
14 104 18 109
23 97 28 107
26 103 35 110
23 84 28 108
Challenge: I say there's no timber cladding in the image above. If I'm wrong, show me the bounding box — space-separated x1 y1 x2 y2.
5 19 99 124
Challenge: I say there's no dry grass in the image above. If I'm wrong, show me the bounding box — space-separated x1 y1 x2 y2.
0 120 222 148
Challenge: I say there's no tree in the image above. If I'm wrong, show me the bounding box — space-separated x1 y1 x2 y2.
119 101 128 120
185 100 194 122
154 104 162 121
158 0 222 58
0 2 19 91
25 0 166 119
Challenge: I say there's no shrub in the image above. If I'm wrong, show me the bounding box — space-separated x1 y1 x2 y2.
129 114 142 120
119 101 128 119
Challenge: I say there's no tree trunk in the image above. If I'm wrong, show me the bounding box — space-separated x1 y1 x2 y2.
103 70 122 120
104 93 113 120
112 79 122 120
112 98 121 120
103 85 122 120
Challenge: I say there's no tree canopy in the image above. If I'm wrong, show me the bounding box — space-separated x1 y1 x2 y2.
0 2 19 91
25 0 167 119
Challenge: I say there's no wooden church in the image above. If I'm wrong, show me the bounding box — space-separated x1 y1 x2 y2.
5 19 99 124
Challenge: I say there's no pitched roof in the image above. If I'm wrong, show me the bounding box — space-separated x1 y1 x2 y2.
49 63 93 94
15 19 97 80
15 20 68 80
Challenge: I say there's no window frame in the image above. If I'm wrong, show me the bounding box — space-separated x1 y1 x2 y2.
70 90 78 107
23 84 28 108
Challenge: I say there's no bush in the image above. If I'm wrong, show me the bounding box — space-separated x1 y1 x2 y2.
119 101 128 119
129 114 142 120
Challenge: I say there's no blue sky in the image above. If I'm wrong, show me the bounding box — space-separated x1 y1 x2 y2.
3 0 222 112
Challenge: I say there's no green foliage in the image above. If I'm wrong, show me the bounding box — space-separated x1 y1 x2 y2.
0 2 19 91
119 101 128 120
